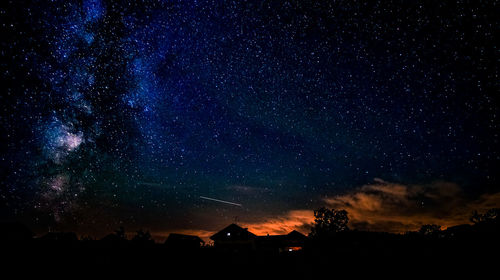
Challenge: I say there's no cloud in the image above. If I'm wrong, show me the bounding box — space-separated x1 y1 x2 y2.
245 210 314 236
151 180 500 242
325 179 500 233
150 210 314 243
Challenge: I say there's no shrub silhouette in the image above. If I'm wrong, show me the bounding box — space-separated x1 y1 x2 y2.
470 208 500 233
470 208 499 225
418 224 441 236
114 227 127 240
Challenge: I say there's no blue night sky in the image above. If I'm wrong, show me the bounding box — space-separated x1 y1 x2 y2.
1 0 499 239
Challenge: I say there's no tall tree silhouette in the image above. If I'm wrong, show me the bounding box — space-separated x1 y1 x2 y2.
310 207 349 238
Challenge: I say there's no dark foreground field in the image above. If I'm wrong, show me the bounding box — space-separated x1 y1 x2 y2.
2 227 498 278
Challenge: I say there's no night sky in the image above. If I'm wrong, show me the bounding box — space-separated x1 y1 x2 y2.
1 0 499 240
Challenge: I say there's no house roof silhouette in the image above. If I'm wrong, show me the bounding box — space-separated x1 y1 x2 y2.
287 230 307 240
210 223 257 241
210 224 308 252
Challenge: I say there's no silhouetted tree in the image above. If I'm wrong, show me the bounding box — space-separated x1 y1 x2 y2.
419 224 441 236
100 226 128 244
114 226 127 240
470 208 499 225
470 208 500 234
131 229 153 244
310 207 349 238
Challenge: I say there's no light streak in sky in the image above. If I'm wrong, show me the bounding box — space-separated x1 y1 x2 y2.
200 196 243 207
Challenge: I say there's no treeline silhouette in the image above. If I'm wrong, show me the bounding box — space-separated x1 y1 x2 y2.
1 208 498 277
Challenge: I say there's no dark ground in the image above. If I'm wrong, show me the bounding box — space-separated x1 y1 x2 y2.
1 225 498 278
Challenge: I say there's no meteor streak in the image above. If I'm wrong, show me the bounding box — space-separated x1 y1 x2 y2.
200 196 243 207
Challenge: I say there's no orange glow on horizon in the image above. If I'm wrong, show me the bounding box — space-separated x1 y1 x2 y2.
245 210 314 236
151 180 500 242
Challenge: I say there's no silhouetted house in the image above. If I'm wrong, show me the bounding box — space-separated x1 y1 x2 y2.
256 230 307 253
210 224 257 251
284 230 308 251
38 232 78 243
211 224 308 253
0 222 33 242
165 233 204 250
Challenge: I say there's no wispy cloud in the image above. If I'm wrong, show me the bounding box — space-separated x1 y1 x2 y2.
152 180 500 241
325 179 500 233
151 211 314 243
245 210 314 236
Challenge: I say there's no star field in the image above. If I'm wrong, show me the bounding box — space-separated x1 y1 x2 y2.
1 0 498 237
